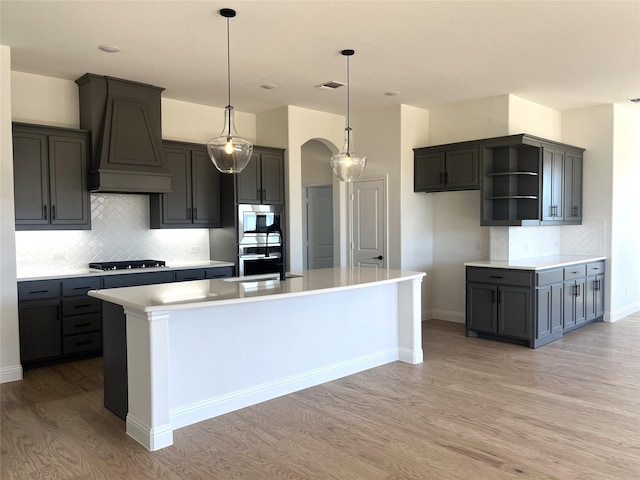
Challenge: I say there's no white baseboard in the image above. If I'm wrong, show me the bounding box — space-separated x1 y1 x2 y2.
0 364 23 384
170 348 398 431
429 309 465 324
126 414 173 452
608 302 640 322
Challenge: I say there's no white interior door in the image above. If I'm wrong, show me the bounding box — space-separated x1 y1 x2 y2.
352 178 386 269
304 185 334 270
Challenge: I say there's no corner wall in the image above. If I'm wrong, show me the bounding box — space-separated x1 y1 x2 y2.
0 46 22 383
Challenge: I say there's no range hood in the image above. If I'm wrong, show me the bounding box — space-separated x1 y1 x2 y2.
76 74 172 194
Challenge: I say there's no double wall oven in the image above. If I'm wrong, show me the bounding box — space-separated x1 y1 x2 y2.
237 204 283 276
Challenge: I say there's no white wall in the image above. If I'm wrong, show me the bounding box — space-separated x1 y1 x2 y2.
399 105 433 317
508 95 562 140
610 103 640 319
280 106 344 270
0 46 22 383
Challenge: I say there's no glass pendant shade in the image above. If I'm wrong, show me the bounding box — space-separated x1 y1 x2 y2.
207 105 253 173
331 127 366 182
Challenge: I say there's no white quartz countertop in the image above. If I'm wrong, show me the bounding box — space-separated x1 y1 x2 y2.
464 255 606 271
17 260 235 281
88 267 426 312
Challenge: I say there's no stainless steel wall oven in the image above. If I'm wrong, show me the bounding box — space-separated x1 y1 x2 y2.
237 204 283 276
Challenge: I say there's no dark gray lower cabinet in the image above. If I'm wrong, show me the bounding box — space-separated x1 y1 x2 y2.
466 261 604 348
466 268 533 342
18 277 101 367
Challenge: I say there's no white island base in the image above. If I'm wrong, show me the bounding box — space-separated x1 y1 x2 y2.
90 267 425 451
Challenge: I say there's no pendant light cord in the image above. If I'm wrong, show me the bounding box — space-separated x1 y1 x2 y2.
346 54 351 154
226 15 232 137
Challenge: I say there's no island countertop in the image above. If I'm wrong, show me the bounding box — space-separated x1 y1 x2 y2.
88 267 426 312
464 255 606 271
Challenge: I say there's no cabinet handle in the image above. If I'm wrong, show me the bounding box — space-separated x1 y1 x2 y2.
576 284 581 297
75 340 93 346
490 275 503 279
43 205 48 220
72 304 92 309
74 322 92 328
72 286 91 291
29 289 50 294
52 205 56 220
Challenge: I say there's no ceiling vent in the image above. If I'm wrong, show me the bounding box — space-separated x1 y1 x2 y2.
316 81 346 90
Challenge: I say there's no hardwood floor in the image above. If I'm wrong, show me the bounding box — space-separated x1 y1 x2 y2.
2 316 640 479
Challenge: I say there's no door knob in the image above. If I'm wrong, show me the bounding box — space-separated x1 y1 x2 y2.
372 255 383 260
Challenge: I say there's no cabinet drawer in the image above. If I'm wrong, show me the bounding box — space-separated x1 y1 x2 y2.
18 281 61 301
205 266 235 279
62 277 101 297
564 264 586 280
536 269 563 286
63 332 102 354
586 261 605 276
466 268 533 287
62 296 102 316
175 269 206 282
62 313 102 335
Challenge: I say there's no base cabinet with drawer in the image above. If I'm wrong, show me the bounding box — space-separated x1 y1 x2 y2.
466 260 605 348
18 277 102 367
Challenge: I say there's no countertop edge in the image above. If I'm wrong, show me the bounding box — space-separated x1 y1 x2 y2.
88 270 427 313
464 255 607 270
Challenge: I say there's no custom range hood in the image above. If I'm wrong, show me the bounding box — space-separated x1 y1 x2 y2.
75 74 172 193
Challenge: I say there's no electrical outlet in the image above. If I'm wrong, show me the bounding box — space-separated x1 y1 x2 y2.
53 251 66 260
475 241 481 250
190 246 200 254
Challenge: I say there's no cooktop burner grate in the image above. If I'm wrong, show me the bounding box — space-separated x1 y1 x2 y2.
89 260 166 271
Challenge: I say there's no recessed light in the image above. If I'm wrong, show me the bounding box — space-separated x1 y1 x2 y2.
261 84 278 90
98 45 120 53
385 91 400 97
629 98 640 103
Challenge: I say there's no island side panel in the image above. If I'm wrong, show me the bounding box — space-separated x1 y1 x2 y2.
166 283 401 433
124 308 173 451
397 276 424 364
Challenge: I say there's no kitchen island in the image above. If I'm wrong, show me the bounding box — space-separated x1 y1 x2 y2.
89 267 426 451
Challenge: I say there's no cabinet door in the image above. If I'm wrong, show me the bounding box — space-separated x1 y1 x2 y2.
497 285 532 340
563 279 586 330
19 299 61 362
445 148 479 190
542 148 564 221
174 269 206 282
586 274 605 321
260 152 284 204
236 153 261 203
13 130 49 225
48 133 90 227
161 146 192 225
563 153 582 221
536 283 563 340
191 150 221 226
414 151 445 192
205 266 235 278
466 282 497 334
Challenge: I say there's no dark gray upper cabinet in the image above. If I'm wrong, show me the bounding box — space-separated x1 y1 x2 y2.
150 141 220 228
414 146 479 192
13 123 90 230
236 147 285 204
480 134 584 226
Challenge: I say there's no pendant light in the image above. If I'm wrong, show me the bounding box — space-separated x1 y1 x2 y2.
207 8 253 174
330 49 367 182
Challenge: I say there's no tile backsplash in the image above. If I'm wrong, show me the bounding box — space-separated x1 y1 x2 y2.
16 194 210 275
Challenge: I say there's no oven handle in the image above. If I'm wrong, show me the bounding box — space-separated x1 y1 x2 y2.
239 253 281 260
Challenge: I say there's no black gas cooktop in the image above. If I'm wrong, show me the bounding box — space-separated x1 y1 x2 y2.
89 260 166 271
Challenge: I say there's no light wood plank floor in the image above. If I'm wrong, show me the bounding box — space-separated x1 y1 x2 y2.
2 316 640 479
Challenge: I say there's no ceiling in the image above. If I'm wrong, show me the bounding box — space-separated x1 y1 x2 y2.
1 0 639 115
